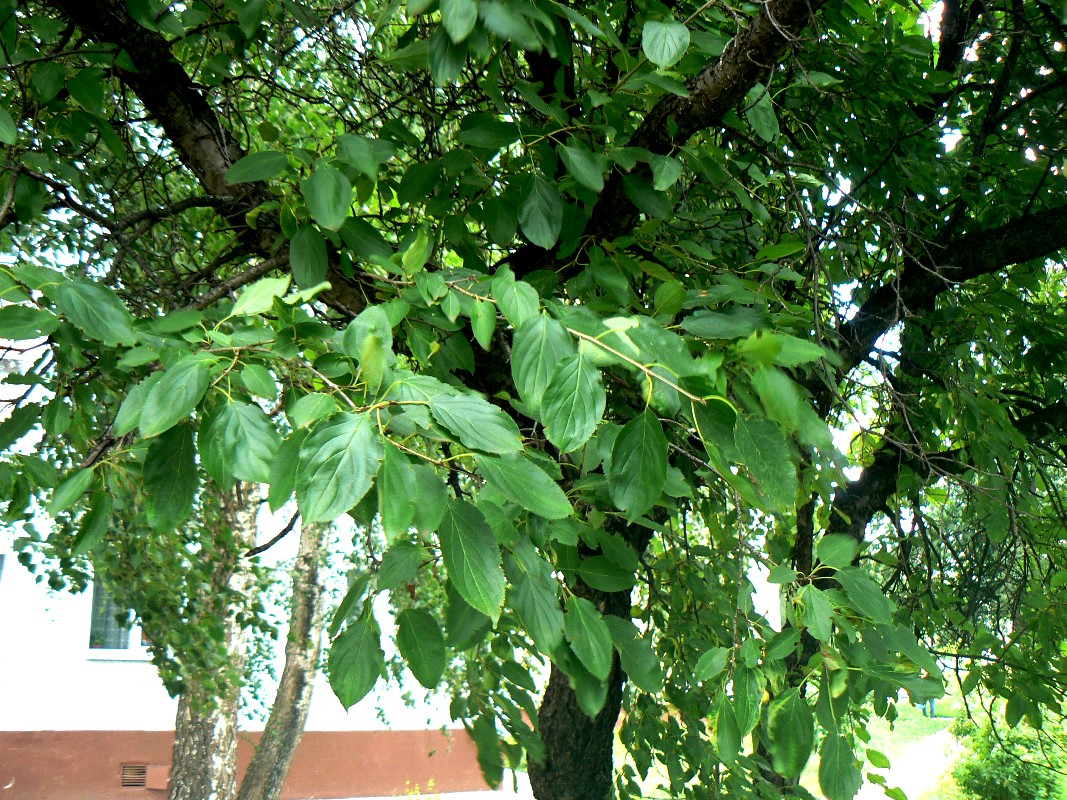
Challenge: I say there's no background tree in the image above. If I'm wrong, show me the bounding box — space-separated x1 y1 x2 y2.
2 2 1067 800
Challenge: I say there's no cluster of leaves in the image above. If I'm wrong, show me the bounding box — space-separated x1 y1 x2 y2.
2 0 1067 799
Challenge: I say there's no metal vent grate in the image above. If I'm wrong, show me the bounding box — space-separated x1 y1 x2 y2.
121 764 148 788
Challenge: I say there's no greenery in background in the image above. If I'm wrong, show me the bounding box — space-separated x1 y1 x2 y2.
1 1 1067 799
950 717 1067 800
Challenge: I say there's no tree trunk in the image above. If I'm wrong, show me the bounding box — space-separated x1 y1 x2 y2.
168 486 258 800
235 522 327 800
529 520 652 800
528 637 627 800
170 683 241 800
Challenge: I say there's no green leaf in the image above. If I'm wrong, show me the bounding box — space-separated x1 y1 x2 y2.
642 19 690 68
682 308 763 340
519 175 563 250
48 468 94 515
470 298 497 349
290 225 328 287
411 464 448 534
608 409 668 521
441 0 478 42
604 616 663 693
492 270 540 328
752 367 803 432
143 423 198 532
402 227 432 275
819 735 862 800
378 445 417 541
269 430 305 512
768 564 799 584
650 155 683 191
52 280 137 346
72 491 111 555
541 353 605 452
232 275 291 317
836 566 893 624
734 417 796 513
732 666 761 735
506 543 564 653
716 701 742 766
296 412 384 523
767 689 815 779
559 143 608 193
745 86 780 142
329 618 385 709
429 392 522 454
775 336 829 367
801 585 834 642
867 749 891 769
511 314 575 410
224 151 288 184
476 453 571 519
239 364 277 399
115 373 161 437
377 542 421 590
565 596 613 680
199 401 280 486
342 306 394 392
439 499 506 622
302 165 352 230
139 356 213 438
396 609 446 689
287 392 338 429
0 305 59 340
817 534 860 568
578 555 635 592
337 134 396 178
0 105 17 145
695 646 730 681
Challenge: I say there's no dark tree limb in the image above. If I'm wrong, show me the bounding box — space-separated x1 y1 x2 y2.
834 202 1067 383
508 0 828 278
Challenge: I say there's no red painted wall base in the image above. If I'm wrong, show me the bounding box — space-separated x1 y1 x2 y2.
0 729 488 799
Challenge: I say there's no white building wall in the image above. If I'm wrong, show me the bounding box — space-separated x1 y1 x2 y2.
0 531 453 733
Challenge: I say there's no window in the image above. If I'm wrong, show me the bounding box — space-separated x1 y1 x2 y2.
87 579 149 660
89 579 131 649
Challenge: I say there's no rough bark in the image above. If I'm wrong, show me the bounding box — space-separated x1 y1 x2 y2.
235 522 327 800
528 601 629 800
529 520 654 800
168 487 258 800
170 683 241 800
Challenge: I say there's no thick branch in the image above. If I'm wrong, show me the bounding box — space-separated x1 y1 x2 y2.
510 0 826 277
835 202 1067 381
47 0 244 198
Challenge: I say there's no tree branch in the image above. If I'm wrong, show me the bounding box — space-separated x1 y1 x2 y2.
509 0 827 277
835 202 1067 381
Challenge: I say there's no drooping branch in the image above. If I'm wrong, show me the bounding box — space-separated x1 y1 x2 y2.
510 0 827 277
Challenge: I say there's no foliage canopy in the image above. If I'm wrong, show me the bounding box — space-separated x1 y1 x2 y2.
3 0 1067 798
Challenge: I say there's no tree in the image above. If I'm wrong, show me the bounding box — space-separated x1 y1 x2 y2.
2 1 1067 800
